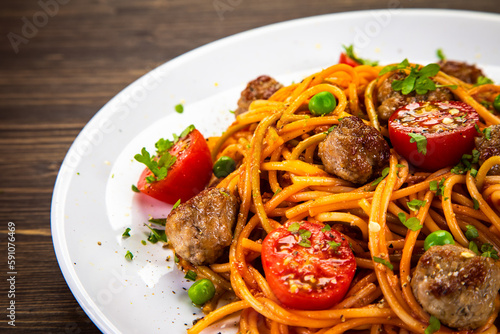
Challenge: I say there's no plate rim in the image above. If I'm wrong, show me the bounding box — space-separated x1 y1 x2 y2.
51 8 500 334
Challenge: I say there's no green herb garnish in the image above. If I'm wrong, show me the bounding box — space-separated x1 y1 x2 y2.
398 212 423 231
380 59 440 95
436 49 446 61
407 199 427 212
409 133 428 155
465 225 479 240
425 316 440 334
342 44 379 66
481 243 499 259
373 256 393 270
131 184 140 193
372 167 390 186
122 227 131 238
184 270 197 281
125 250 134 261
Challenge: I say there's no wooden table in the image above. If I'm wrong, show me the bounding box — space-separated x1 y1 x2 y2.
0 0 498 332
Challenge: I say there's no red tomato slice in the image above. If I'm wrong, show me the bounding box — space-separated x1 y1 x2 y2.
338 53 360 67
388 101 479 171
137 128 213 204
261 221 356 310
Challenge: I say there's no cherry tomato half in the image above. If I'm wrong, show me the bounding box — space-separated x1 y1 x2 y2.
388 101 479 171
338 53 360 67
261 221 356 310
137 128 213 204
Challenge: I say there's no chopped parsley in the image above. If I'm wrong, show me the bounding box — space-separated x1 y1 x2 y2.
409 133 427 155
288 222 311 247
465 225 479 240
125 250 134 261
469 241 479 255
327 240 341 250
184 270 197 281
406 199 427 212
321 224 332 233
122 227 131 238
342 44 379 66
172 199 181 210
131 184 140 193
134 125 195 183
436 48 446 61
474 76 494 87
472 198 480 210
425 316 440 334
429 177 446 197
148 217 167 226
372 167 390 186
398 213 422 231
145 224 167 243
481 243 499 259
379 59 441 95
451 150 480 175
373 256 393 270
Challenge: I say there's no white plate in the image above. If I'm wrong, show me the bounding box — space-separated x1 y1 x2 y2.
51 9 500 334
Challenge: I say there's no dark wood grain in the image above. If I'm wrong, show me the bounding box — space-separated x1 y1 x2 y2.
0 0 498 332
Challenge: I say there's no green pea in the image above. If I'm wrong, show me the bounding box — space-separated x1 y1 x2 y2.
213 156 236 178
493 94 500 112
308 91 337 116
188 278 215 305
424 230 455 251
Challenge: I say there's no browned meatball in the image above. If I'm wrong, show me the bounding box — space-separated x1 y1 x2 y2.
377 72 454 121
165 187 238 265
475 125 500 175
438 60 485 84
411 244 500 330
317 116 390 184
234 75 283 116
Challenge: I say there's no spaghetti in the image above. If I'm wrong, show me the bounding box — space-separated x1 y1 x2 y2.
180 59 500 334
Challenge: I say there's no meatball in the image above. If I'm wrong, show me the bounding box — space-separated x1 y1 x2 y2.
165 187 239 265
475 125 500 175
411 244 500 330
377 72 454 122
234 75 283 116
318 116 390 184
438 60 485 84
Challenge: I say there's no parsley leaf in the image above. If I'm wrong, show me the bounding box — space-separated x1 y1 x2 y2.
429 177 446 197
465 225 479 240
469 241 479 255
372 167 390 186
175 103 184 113
451 150 480 175
184 270 197 281
287 222 300 233
373 256 393 270
327 240 341 250
398 212 423 231
122 227 131 238
125 251 134 261
172 199 181 210
481 243 499 259
409 133 428 155
407 199 427 212
298 229 312 248
472 198 480 210
342 44 379 66
381 59 440 96
474 76 494 87
436 48 446 61
425 316 440 334
145 224 167 243
321 224 332 233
